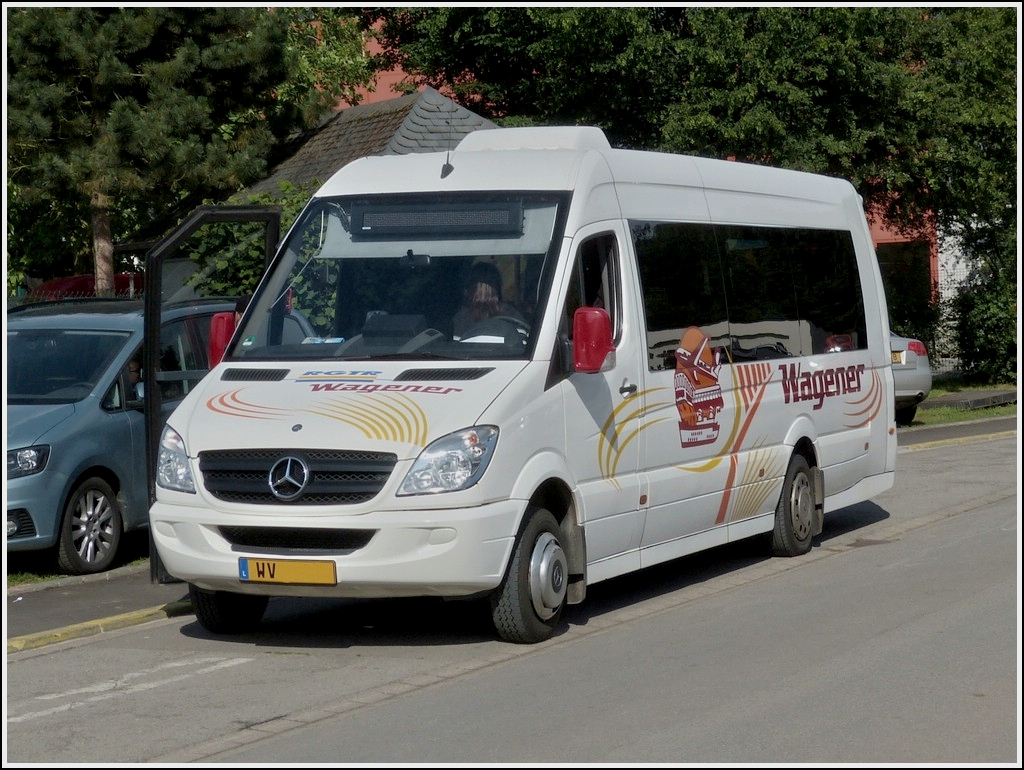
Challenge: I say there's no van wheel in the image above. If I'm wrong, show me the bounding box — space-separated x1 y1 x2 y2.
57 477 122 575
491 507 567 644
189 584 269 634
770 454 815 557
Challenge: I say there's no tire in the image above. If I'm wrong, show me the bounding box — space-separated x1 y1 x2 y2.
770 454 816 557
490 507 567 644
189 584 269 635
895 404 917 426
57 477 122 575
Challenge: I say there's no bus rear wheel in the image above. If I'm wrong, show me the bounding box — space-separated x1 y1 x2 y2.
771 454 815 557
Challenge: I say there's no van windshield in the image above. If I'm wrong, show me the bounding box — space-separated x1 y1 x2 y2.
231 192 568 362
6 328 131 404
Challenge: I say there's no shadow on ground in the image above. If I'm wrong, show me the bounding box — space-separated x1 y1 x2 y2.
6 529 151 580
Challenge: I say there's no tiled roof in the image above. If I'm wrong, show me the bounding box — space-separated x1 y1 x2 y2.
247 87 498 197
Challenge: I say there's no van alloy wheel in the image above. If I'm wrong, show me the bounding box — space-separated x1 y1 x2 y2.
57 477 122 575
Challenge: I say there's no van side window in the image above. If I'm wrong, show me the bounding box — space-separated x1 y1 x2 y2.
563 234 618 340
632 221 869 369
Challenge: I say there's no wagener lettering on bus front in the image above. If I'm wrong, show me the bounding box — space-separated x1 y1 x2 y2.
308 383 463 394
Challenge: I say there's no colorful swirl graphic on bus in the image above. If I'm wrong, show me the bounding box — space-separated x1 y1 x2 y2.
205 388 428 446
304 392 428 445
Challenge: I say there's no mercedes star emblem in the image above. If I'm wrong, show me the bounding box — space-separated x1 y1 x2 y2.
268 456 310 501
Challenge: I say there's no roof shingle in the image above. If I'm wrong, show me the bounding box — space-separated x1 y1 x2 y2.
247 87 497 197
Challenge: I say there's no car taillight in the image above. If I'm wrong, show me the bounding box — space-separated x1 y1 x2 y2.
907 339 928 357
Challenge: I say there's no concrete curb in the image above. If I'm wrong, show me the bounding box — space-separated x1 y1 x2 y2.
6 561 152 596
7 598 194 654
919 389 1016 411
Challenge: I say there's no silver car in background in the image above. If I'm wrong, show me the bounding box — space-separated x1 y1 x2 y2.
891 332 933 426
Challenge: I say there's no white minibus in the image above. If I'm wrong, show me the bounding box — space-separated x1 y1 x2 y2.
150 126 896 643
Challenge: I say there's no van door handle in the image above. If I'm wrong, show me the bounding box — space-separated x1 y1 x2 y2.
619 380 638 396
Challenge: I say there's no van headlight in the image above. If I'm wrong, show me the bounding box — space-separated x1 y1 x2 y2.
157 425 196 494
398 426 498 495
7 445 50 479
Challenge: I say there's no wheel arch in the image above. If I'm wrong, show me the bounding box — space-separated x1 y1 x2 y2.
509 452 587 604
65 464 123 511
524 476 586 604
63 458 150 532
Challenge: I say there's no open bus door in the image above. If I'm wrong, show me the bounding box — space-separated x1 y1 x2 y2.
143 205 281 583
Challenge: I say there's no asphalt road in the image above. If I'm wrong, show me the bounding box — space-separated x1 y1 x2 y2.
4 412 1017 652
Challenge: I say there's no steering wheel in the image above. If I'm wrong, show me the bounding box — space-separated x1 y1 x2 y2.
460 315 531 343
488 315 531 331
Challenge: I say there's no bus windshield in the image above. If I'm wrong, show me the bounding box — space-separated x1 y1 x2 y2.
231 192 568 362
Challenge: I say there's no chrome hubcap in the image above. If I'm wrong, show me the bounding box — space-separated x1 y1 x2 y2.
790 471 813 540
528 532 567 620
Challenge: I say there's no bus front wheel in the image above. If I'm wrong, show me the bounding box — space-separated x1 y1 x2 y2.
491 507 567 644
189 584 268 635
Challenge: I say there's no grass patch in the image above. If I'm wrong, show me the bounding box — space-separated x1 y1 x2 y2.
913 374 1017 427
929 373 1016 398
911 402 1017 428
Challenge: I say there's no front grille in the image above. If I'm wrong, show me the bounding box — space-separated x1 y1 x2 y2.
199 449 397 505
219 526 376 551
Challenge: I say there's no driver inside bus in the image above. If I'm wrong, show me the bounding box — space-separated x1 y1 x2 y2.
452 261 524 340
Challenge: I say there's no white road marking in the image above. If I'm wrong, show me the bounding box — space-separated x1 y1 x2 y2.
7 657 253 724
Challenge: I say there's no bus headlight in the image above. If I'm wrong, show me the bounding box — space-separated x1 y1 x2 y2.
398 426 498 495
157 425 196 494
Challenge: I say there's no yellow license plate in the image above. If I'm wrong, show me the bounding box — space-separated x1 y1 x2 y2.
238 558 337 586
891 350 903 364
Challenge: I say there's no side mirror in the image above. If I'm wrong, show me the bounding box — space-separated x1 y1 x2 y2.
573 307 615 373
208 311 237 367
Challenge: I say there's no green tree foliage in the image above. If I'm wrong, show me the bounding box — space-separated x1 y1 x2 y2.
6 8 289 294
910 8 1016 240
6 7 372 296
182 181 320 302
274 7 373 121
362 7 682 147
5 180 94 296
954 261 1017 384
911 8 1017 382
663 9 929 211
